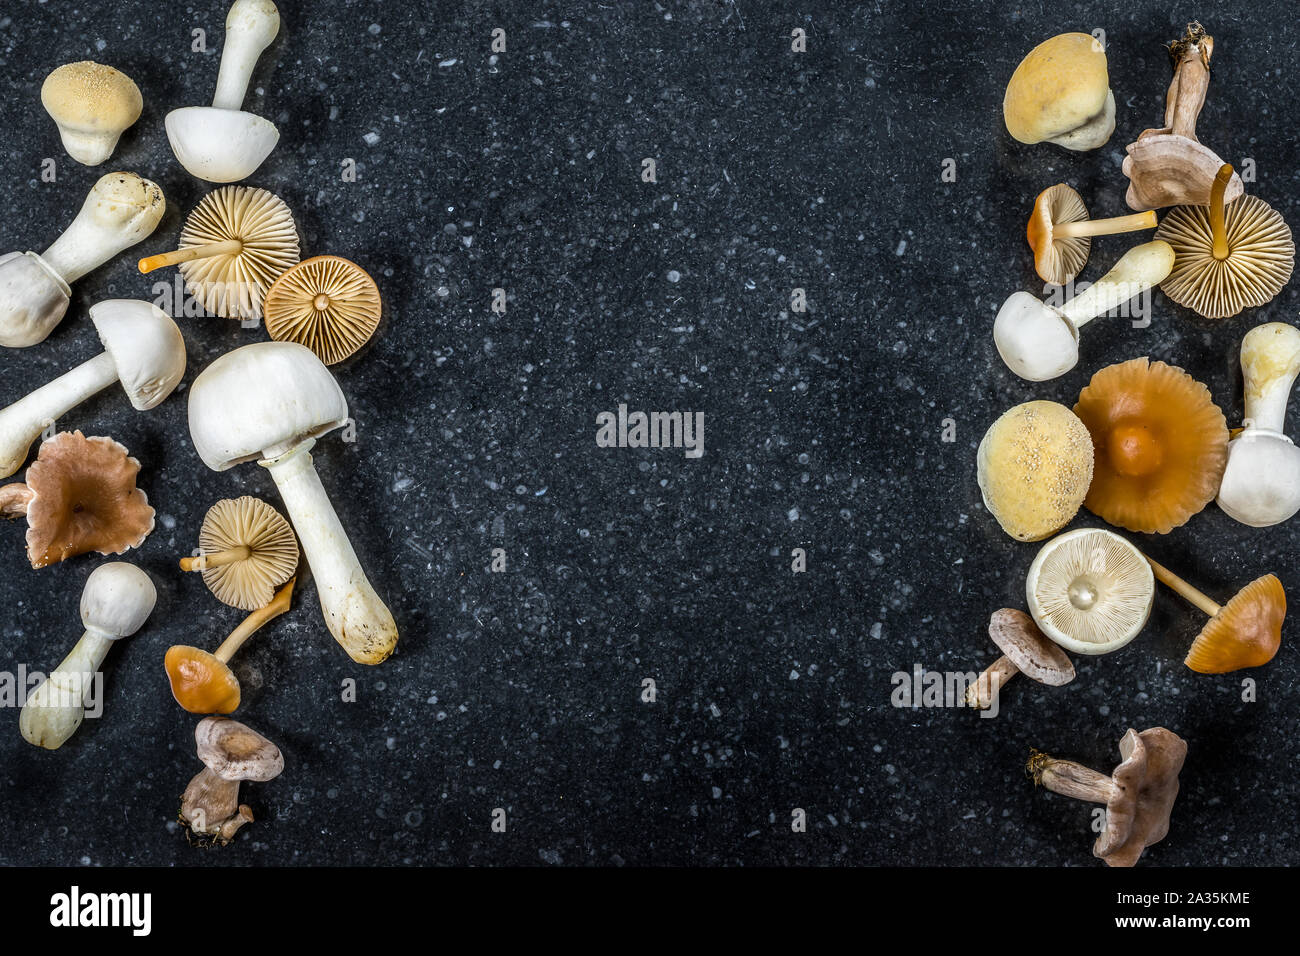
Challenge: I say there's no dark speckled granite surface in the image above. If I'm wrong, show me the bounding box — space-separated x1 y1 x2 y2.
0 0 1293 867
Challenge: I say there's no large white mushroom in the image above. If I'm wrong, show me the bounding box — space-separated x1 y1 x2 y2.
187 341 397 664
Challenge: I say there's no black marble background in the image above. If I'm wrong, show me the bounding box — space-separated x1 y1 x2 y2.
0 0 1293 866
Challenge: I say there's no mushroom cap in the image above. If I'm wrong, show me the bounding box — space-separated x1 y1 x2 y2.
89 299 187 410
20 431 155 569
176 186 300 321
41 62 143 166
1027 184 1091 285
264 256 383 365
195 716 283 782
1122 138 1244 212
188 341 349 471
1155 195 1295 319
1095 727 1187 867
988 608 1075 685
164 107 280 184
977 401 1094 541
0 251 72 349
1026 527 1154 655
1185 574 1286 673
992 291 1080 381
1074 358 1228 534
80 562 156 639
165 645 241 714
1004 34 1112 148
196 496 299 610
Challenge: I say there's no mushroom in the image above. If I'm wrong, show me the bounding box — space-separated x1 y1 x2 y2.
1122 23 1243 211
1026 527 1154 655
1073 358 1228 534
165 577 295 714
0 172 165 348
18 562 155 749
964 608 1074 710
263 256 383 365
180 496 299 610
994 240 1175 382
180 716 283 844
1218 323 1300 527
41 62 143 166
188 342 398 664
0 431 154 568
976 401 1094 542
0 299 186 479
1003 32 1115 150
165 0 282 183
1145 556 1285 672
1155 164 1294 319
1028 727 1187 867
137 186 300 322
1027 184 1157 286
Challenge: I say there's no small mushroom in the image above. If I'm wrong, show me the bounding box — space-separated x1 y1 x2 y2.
263 256 383 365
165 0 282 183
1218 323 1300 526
1155 164 1294 319
165 577 295 714
1003 33 1115 150
1028 727 1187 867
180 716 284 844
1122 23 1243 211
994 240 1175 382
1027 184 1157 286
0 431 154 568
0 299 186 479
1026 528 1154 655
976 401 1094 542
179 496 298 610
188 342 398 664
137 186 300 322
41 62 143 166
0 172 165 348
19 562 155 749
1144 556 1285 672
964 608 1074 710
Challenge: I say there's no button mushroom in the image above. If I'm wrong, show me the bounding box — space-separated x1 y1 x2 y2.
1026 184 1157 287
1218 323 1300 527
19 562 156 749
965 608 1074 711
165 0 282 183
0 172 165 348
993 240 1175 382
1003 33 1115 151
0 299 186 480
179 496 298 610
187 342 397 664
1028 727 1187 867
41 62 143 166
180 716 283 844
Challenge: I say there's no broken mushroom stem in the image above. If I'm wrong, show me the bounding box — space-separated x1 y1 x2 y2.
1053 211 1158 240
215 575 295 663
138 239 243 274
965 656 1019 709
1028 750 1119 803
1164 24 1212 139
180 543 252 572
1145 555 1220 616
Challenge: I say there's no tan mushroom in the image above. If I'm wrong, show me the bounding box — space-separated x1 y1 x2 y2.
263 256 382 364
965 608 1074 710
41 62 143 166
1004 33 1115 150
180 716 284 845
1027 184 1157 286
179 496 298 610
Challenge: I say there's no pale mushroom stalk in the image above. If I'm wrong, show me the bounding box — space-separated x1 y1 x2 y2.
0 354 117 479
1052 212 1157 239
1057 243 1172 329
1028 751 1119 803
213 2 277 111
181 544 252 572
1144 556 1220 617
138 240 244 274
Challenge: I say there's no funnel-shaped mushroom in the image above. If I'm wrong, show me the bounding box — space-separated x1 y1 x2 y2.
0 431 154 568
1003 33 1115 151
0 172 165 348
994 241 1175 381
165 0 282 182
264 256 382 364
188 342 397 664
19 562 155 749
41 62 143 166
1027 184 1157 286
965 608 1074 710
1218 323 1300 526
0 299 186 479
181 716 283 844
179 496 298 610
1028 727 1186 867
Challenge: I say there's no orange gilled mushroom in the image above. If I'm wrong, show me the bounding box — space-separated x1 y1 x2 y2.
263 256 382 365
1074 358 1228 534
1027 184 1158 286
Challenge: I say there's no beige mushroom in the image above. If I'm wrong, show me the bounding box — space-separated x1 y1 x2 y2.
263 256 382 364
1004 33 1115 150
180 716 284 844
41 62 143 166
1027 184 1157 286
965 608 1074 710
179 496 299 610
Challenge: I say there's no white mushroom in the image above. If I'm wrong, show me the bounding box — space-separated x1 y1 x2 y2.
188 342 397 664
0 172 165 348
1217 323 1300 526
0 300 186 479
994 240 1174 382
165 0 281 183
41 62 143 166
19 562 156 749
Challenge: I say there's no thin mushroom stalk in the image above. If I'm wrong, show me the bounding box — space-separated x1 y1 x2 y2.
138 239 244 275
180 544 251 572
1028 750 1118 802
1052 212 1158 240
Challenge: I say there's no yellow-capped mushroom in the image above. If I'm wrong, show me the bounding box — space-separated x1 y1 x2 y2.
1004 33 1115 151
41 62 143 166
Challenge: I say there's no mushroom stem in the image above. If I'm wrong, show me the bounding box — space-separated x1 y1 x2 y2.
214 577 295 663
1058 241 1175 330
39 175 166 283
1053 211 1158 240
212 0 281 111
138 239 244 274
180 544 252 572
1165 26 1211 139
1208 164 1232 261
1027 751 1117 803
1241 323 1300 433
18 628 113 749
0 351 119 479
181 766 242 835
1144 555 1222 617
964 655 1019 709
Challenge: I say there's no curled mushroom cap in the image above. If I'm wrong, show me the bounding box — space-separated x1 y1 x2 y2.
180 496 298 610
1027 184 1157 286
1074 358 1228 534
264 256 382 365
41 62 143 166
1004 33 1114 150
977 401 1094 541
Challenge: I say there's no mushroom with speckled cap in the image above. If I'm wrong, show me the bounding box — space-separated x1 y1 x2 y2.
41 62 143 166
965 608 1074 710
1004 33 1115 151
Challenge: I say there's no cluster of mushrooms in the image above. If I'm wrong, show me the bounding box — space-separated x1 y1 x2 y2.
1 0 395 846
973 25 1297 866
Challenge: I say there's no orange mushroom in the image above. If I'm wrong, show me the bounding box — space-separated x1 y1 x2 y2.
1027 184 1157 286
1074 358 1227 534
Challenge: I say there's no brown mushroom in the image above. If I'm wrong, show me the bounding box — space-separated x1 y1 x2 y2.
179 496 298 610
965 608 1074 710
1028 727 1186 867
0 431 153 568
180 716 284 845
263 256 382 365
1027 184 1157 286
